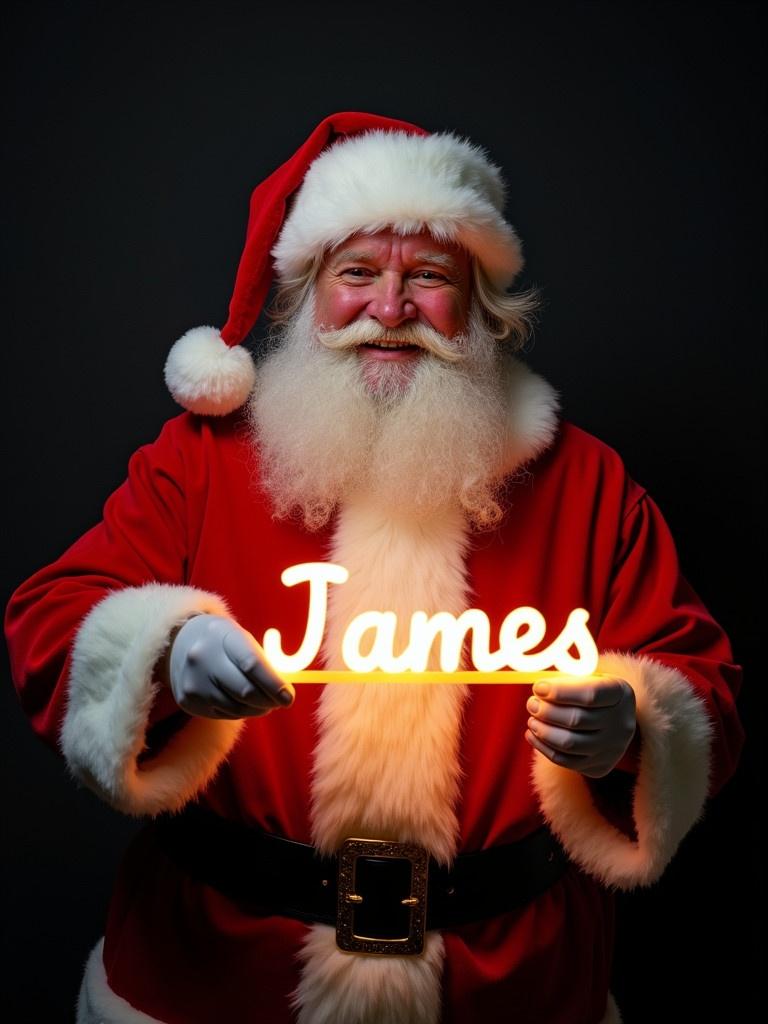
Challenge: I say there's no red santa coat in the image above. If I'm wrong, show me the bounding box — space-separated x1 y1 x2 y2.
5 362 743 1024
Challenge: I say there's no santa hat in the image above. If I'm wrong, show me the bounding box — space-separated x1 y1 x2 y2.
164 111 525 416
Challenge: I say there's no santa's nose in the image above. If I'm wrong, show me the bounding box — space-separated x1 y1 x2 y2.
366 276 417 328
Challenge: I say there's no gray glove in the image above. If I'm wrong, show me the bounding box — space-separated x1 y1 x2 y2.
525 677 637 778
168 614 295 719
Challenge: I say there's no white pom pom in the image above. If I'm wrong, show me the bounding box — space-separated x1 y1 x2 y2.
164 327 257 415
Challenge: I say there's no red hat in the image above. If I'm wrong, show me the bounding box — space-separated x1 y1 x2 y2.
164 112 524 415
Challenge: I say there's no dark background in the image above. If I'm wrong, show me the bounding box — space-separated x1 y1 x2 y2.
2 2 764 1020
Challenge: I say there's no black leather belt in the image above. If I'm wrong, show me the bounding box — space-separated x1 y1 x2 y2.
150 805 569 956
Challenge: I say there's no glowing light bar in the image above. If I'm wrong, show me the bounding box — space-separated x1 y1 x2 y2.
282 672 595 685
262 563 599 683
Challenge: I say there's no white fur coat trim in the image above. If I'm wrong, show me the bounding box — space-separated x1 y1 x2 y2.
531 651 713 890
77 939 161 1023
272 129 524 290
291 362 559 1024
311 498 473 862
76 936 623 1023
61 584 244 816
293 498 472 1024
499 356 561 477
291 925 446 1024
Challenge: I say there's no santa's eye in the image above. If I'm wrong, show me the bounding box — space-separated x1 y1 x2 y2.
341 266 374 278
413 270 448 284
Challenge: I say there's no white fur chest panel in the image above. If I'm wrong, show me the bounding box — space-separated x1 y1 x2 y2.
310 495 473 866
291 365 559 1024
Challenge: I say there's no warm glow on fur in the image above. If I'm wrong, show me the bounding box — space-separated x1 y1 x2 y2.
262 561 599 679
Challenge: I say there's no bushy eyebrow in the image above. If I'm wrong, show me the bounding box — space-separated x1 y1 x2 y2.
328 249 375 267
412 251 460 272
328 248 460 273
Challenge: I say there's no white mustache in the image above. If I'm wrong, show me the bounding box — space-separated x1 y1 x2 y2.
316 319 467 364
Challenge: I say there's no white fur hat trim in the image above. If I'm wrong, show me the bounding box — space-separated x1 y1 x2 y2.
272 130 524 289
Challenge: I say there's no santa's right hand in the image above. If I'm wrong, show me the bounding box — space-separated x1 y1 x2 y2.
168 614 295 719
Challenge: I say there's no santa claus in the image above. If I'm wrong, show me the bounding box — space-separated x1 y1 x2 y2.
5 112 743 1024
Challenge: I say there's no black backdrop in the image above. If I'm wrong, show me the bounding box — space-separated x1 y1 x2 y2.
2 2 764 1021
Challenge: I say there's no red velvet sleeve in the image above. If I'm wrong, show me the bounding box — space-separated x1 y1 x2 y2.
4 416 193 752
597 491 744 794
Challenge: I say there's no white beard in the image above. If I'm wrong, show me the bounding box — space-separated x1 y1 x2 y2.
247 294 514 530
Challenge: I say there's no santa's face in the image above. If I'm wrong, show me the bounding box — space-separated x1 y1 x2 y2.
250 263 511 531
314 229 472 398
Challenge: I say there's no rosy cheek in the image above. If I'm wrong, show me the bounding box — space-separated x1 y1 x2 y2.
418 292 466 335
318 288 369 328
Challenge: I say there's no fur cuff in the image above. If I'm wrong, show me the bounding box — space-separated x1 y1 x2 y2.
61 584 244 816
531 652 713 889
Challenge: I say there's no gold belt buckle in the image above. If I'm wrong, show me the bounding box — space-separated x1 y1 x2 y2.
336 837 429 955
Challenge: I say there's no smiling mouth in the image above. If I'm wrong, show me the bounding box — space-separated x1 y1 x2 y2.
359 341 421 350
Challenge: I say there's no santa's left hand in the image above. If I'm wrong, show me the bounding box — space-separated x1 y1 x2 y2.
525 677 636 779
